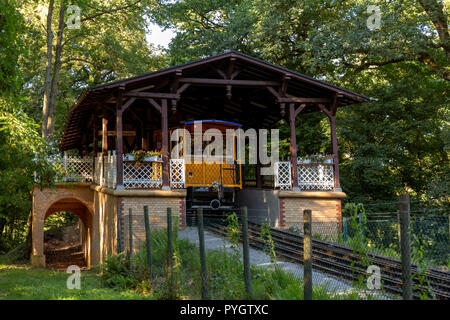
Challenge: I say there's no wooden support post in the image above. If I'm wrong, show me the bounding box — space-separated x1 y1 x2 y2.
101 112 108 184
289 103 299 190
84 134 90 158
167 207 173 269
102 114 108 154
144 108 151 150
143 205 153 280
330 114 341 191
117 202 123 253
129 208 133 270
303 209 313 300
241 206 252 296
197 208 209 300
399 194 412 300
161 99 170 189
256 131 262 188
116 90 124 189
167 207 174 294
92 113 99 177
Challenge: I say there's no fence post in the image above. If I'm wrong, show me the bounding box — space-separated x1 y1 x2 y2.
303 209 313 300
129 208 133 270
399 194 412 300
167 207 173 269
197 208 209 300
240 206 252 296
144 205 153 280
117 203 123 253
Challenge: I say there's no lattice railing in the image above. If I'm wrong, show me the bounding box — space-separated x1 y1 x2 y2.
274 157 335 191
93 153 103 185
298 164 334 191
170 158 185 188
104 151 117 188
61 153 92 182
123 159 162 189
274 161 292 190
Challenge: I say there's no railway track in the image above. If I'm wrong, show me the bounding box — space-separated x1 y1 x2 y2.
205 220 450 300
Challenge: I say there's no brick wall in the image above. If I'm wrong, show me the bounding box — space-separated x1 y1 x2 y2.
279 196 343 237
120 196 185 252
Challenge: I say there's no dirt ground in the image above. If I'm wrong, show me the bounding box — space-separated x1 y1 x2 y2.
44 223 87 270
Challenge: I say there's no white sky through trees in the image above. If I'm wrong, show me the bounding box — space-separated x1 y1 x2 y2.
146 22 175 49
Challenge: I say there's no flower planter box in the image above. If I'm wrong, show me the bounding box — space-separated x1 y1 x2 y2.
124 154 161 162
144 156 161 162
298 157 333 164
298 158 311 164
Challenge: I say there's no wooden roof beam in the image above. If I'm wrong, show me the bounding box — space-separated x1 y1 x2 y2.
124 92 179 99
179 78 280 87
278 97 330 103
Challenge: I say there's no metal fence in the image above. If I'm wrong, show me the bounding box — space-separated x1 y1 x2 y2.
121 196 449 300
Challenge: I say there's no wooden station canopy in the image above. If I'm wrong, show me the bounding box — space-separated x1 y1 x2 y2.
60 51 370 152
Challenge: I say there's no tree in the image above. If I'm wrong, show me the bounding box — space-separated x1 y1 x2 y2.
0 0 54 253
23 0 166 140
154 0 449 200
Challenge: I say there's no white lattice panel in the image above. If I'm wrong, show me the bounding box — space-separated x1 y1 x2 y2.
104 151 117 188
274 161 292 190
123 160 162 189
93 154 103 185
298 164 334 190
62 153 92 182
170 158 185 188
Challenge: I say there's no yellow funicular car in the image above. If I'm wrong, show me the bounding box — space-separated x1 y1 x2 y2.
176 120 242 216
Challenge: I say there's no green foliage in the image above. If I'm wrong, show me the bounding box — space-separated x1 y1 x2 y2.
343 203 372 287
206 248 246 299
251 265 364 300
411 234 436 300
155 0 449 202
102 252 139 289
44 212 78 232
260 223 276 264
0 0 24 93
225 212 241 259
410 215 449 266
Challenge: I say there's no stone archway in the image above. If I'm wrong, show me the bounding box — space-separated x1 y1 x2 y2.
31 184 94 268
44 199 92 269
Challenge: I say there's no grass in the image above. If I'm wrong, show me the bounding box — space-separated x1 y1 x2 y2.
102 229 372 300
0 264 151 300
0 228 377 300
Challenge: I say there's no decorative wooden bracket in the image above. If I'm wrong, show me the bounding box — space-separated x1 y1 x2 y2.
293 103 306 118
122 97 136 113
147 98 162 114
317 103 332 117
226 57 236 100
170 69 183 112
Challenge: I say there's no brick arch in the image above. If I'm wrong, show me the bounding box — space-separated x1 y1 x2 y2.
44 198 93 229
31 184 94 268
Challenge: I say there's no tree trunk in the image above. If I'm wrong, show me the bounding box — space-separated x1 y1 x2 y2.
25 212 33 259
41 0 54 139
46 3 66 138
